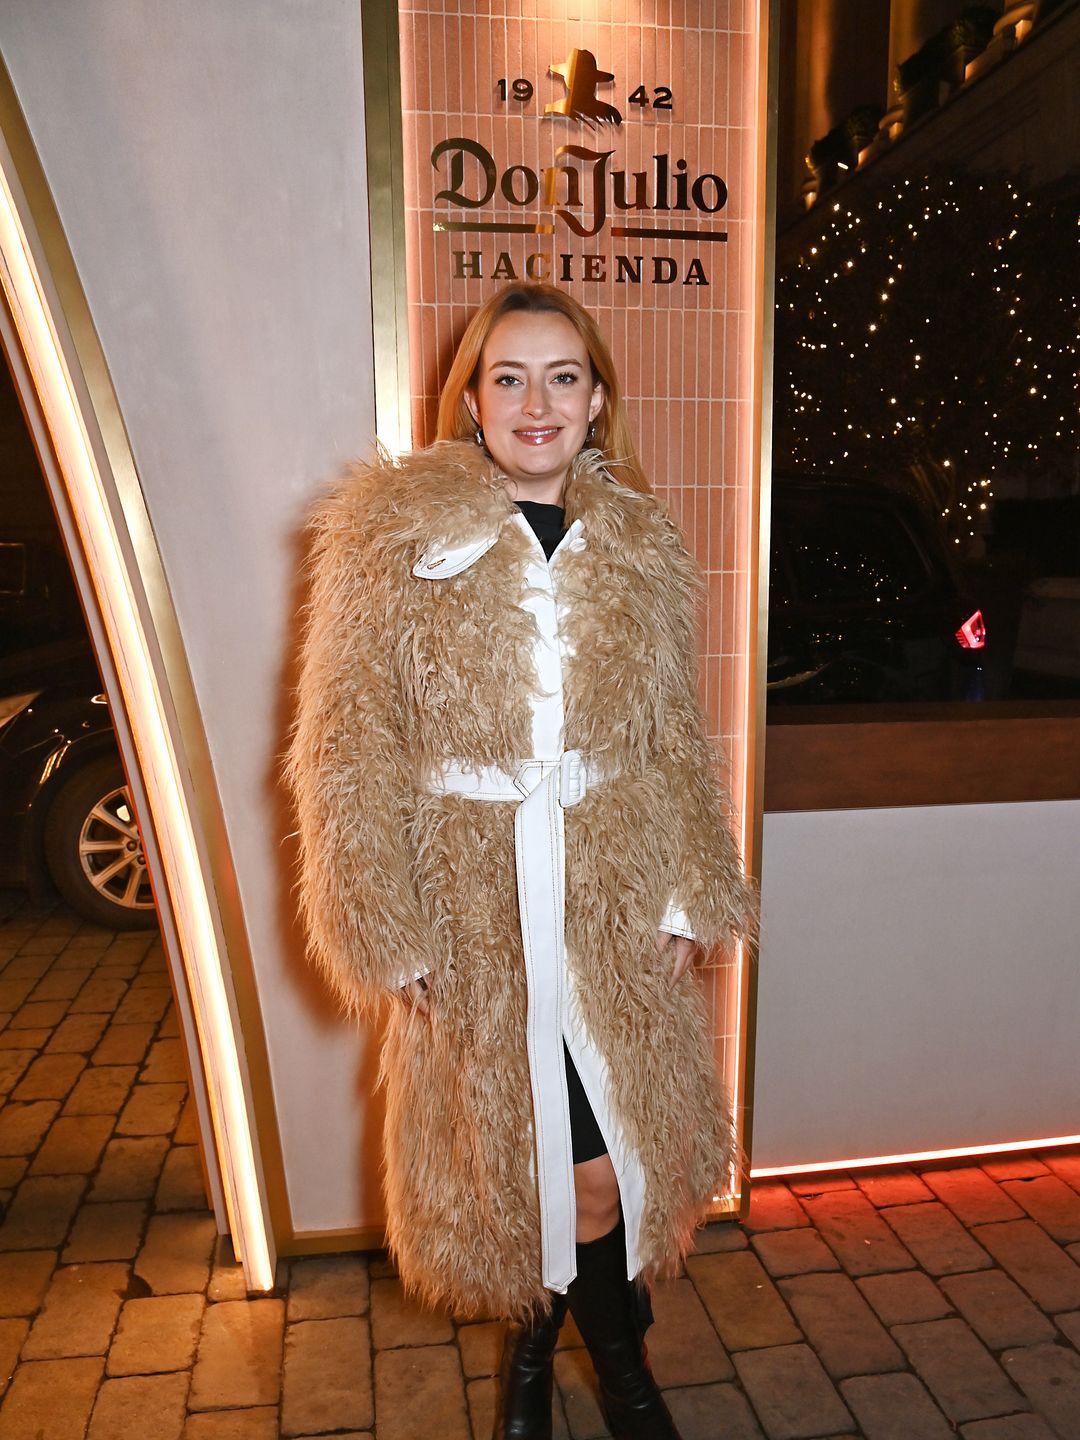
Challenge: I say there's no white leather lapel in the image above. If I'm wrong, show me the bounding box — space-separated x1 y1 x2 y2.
412 531 500 579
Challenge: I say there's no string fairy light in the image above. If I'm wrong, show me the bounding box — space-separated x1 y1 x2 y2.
774 170 1079 554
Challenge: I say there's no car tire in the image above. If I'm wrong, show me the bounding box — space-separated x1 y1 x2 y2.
43 755 158 930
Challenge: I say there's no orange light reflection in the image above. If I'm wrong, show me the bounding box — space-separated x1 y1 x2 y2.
752 1134 1080 1178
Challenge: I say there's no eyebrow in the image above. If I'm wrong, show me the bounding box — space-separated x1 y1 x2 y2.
486 358 585 370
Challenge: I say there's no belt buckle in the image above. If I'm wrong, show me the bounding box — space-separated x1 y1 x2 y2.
559 749 586 808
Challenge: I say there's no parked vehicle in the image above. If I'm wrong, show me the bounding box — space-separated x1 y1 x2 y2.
1 540 156 929
768 474 988 705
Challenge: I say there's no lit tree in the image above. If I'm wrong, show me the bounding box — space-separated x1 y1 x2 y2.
773 170 1080 553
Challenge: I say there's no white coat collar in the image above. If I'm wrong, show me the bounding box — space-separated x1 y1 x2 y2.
412 447 610 579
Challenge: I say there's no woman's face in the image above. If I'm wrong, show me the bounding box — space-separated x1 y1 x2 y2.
465 310 604 502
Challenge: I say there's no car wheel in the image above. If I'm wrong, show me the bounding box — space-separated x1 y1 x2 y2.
43 755 158 930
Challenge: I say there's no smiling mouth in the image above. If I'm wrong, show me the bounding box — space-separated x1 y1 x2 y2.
514 427 562 445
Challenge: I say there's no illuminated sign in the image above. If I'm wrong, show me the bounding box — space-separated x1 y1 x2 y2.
427 47 729 287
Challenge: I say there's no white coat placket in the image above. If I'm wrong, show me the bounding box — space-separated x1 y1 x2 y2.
509 510 648 1291
417 509 655 1290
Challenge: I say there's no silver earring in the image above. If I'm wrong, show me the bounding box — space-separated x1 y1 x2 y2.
474 426 486 448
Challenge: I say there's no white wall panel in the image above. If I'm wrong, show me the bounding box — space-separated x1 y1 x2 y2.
755 800 1080 1169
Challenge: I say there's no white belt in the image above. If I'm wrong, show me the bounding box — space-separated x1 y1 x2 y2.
426 750 608 1289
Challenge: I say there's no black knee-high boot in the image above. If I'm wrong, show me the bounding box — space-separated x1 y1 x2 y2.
565 1217 683 1440
493 1291 569 1440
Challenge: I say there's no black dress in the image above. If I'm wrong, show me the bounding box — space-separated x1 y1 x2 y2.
515 499 608 1166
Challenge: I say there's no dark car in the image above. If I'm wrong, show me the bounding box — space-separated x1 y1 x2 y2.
1 540 156 929
768 475 988 705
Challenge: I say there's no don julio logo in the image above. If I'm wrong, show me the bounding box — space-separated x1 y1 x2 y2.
430 46 728 287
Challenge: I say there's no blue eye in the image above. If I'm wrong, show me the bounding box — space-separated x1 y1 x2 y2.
494 374 520 386
553 372 579 385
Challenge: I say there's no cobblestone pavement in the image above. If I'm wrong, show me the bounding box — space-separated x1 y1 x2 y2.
2 894 1080 1439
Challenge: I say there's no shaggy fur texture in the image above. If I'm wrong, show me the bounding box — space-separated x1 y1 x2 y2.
282 439 758 1321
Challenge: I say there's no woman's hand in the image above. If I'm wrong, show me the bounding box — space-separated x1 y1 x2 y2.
399 976 431 1015
656 931 699 986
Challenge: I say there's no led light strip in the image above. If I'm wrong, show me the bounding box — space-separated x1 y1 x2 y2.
0 163 273 1292
751 1133 1080 1179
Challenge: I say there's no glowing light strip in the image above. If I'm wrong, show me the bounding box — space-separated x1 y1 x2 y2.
0 165 274 1292
751 1133 1080 1178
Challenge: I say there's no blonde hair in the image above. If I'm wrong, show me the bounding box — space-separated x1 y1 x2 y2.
435 283 651 494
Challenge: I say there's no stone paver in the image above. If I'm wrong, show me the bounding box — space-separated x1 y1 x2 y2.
63 1200 147 1262
142 1040 187 1084
647 1276 734 1386
281 1316 372 1435
182 1409 280 1440
855 1269 953 1325
466 1377 498 1440
115 1082 186 1137
370 1276 454 1348
0 1175 85 1249
92 1136 170 1201
686 1250 801 1351
93 1024 156 1066
959 1416 1059 1439
743 1183 810 1232
667 1383 767 1438
981 1156 1049 1182
155 1147 206 1211
63 1066 137 1117
788 1173 856 1195
0 1356 104 1440
45 1013 109 1055
799 1191 915 1276
733 1343 855 1439
0 1102 58 1157
921 1167 1026 1225
287 1253 369 1319
999 1176 1080 1244
374 1345 469 1440
976 1220 1080 1313
853 1167 935 1208
21 1263 128 1359
691 1218 748 1252
778 1272 904 1379
188 1299 285 1411
881 1201 994 1275
107 1294 205 1375
135 1213 216 1295
10 1054 85 1103
87 1371 189 1440
752 1227 841 1276
29 1116 113 1176
999 1343 1080 1438
553 1346 606 1440
840 1373 954 1439
892 1317 1026 1423
0 1252 56 1318
0 1321 27 1399
458 1320 503 1378
1040 1148 1080 1191
939 1270 1057 1350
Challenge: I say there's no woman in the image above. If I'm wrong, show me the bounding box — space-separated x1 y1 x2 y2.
284 282 756 1440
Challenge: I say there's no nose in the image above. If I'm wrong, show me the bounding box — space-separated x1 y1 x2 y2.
522 380 550 418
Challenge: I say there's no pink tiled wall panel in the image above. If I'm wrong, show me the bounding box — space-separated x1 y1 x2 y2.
398 0 762 1124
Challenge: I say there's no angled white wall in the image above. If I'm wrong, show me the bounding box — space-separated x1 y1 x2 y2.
0 0 384 1233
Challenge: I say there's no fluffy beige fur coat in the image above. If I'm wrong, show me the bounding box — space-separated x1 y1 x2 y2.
283 438 757 1320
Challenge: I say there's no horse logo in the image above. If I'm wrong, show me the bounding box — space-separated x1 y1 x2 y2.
545 49 622 127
